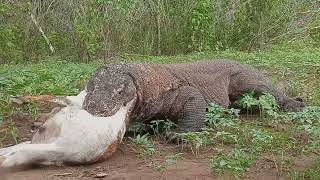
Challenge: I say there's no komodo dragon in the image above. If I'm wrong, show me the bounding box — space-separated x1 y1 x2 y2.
0 60 305 168
83 59 305 133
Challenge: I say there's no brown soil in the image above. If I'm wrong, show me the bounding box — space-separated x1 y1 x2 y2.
0 113 34 146
0 112 317 180
2 143 218 180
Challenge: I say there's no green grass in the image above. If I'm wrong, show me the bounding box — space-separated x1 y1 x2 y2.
0 63 99 96
129 134 156 157
0 63 100 144
0 63 99 113
0 43 319 177
151 153 184 172
210 148 256 177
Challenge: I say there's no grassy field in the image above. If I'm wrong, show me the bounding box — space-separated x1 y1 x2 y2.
0 44 320 178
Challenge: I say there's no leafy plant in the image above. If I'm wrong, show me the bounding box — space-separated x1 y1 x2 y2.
287 106 320 140
288 106 320 125
236 92 280 120
129 134 156 156
251 129 274 144
152 153 184 172
258 94 279 115
251 129 274 152
205 103 239 129
236 91 259 115
209 148 256 177
165 153 184 166
214 131 238 145
190 0 212 52
179 130 215 155
149 119 176 136
127 122 147 137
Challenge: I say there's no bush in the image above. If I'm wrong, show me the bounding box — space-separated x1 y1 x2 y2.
0 0 319 63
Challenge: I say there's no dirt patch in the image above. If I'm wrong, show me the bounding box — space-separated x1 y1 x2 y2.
246 153 317 180
246 154 287 180
0 113 34 146
1 101 62 146
294 154 317 172
2 142 218 180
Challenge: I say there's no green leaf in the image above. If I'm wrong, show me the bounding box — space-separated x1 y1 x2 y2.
219 160 227 167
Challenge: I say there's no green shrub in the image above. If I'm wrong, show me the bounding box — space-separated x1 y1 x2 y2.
1 0 319 62
129 134 156 156
205 103 239 128
209 148 256 177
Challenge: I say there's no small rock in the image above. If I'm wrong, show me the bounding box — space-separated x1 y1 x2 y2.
94 173 108 178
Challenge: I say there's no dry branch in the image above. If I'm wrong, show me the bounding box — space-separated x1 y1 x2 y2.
30 14 55 53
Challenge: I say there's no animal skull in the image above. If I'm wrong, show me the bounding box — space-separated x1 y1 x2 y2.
0 90 134 168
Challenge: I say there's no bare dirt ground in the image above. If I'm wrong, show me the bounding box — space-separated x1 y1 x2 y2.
2 144 217 180
0 113 315 180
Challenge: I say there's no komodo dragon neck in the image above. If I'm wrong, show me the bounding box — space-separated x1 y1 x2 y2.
126 64 184 122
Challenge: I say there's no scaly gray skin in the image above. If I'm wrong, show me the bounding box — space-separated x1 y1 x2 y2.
83 60 305 133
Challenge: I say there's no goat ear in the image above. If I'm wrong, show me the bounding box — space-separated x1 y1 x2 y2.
10 95 68 107
295 97 303 102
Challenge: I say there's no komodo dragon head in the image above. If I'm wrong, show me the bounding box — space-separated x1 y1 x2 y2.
83 65 137 118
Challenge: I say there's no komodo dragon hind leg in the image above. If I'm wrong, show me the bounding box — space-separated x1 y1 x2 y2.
166 86 207 143
241 82 305 112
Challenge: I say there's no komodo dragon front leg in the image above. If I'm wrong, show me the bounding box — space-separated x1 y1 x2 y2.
165 86 207 141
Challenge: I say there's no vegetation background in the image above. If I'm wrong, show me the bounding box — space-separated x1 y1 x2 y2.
0 0 319 63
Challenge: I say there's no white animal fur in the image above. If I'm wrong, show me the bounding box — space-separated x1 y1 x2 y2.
0 91 133 168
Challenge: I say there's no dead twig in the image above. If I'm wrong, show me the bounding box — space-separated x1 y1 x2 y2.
30 14 54 53
52 172 73 177
272 155 279 176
